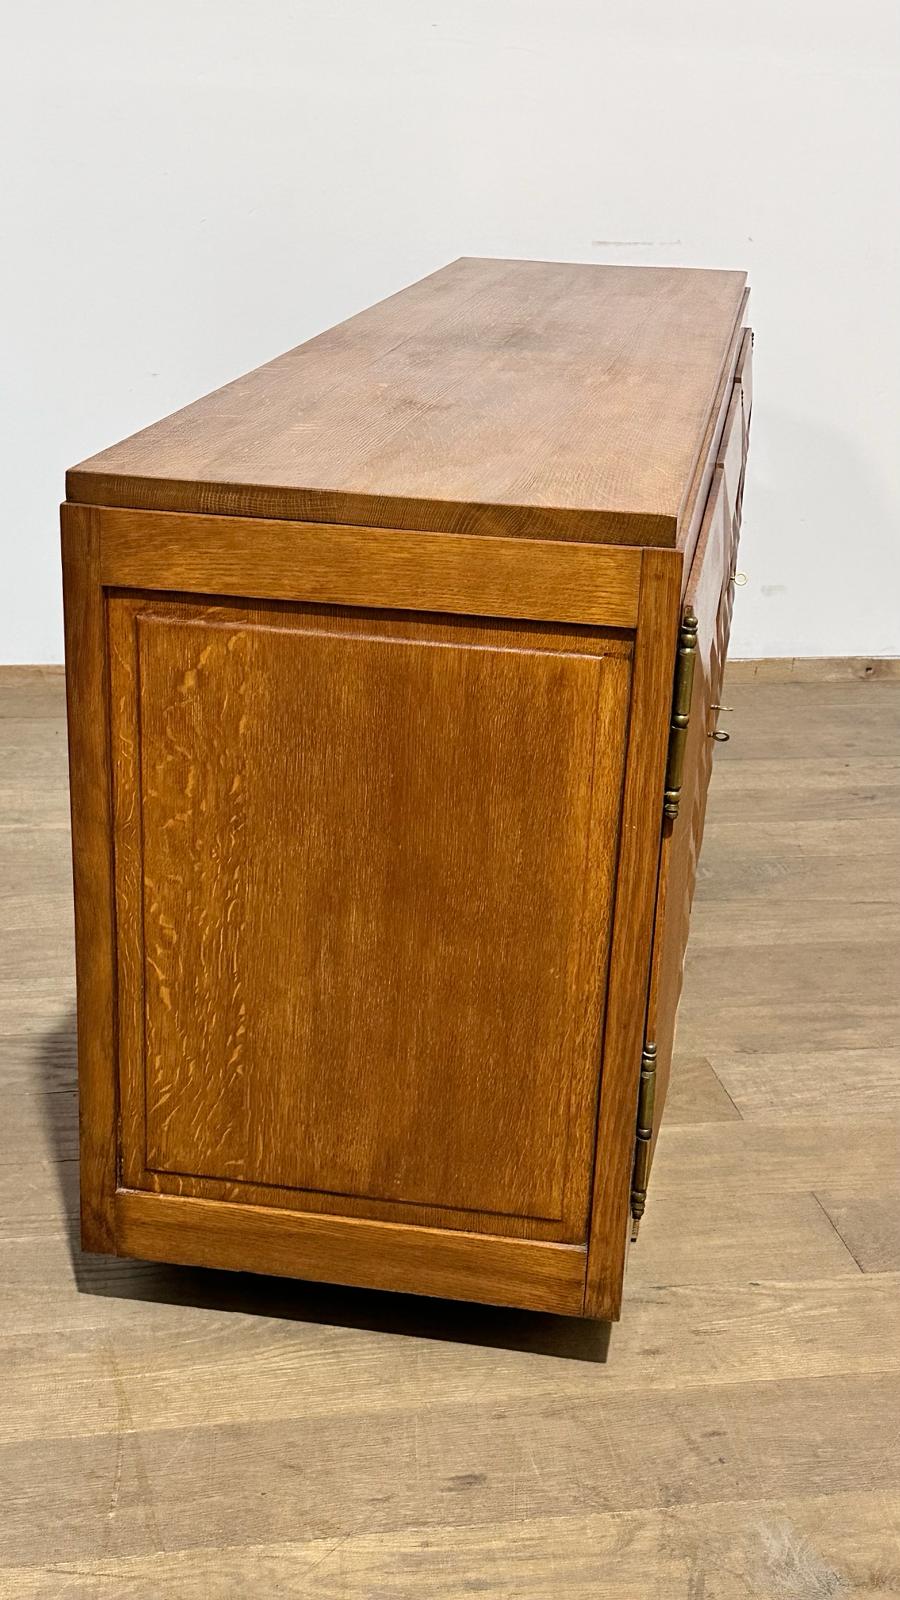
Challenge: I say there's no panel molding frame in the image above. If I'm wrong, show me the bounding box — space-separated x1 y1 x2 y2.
95 505 642 629
114 1189 588 1316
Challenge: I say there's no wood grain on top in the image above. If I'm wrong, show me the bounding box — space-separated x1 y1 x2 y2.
68 258 747 546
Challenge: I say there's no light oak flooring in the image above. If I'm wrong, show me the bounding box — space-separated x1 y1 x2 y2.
1 664 898 1598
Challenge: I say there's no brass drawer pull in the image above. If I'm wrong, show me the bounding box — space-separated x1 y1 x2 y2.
731 571 749 587
710 704 731 740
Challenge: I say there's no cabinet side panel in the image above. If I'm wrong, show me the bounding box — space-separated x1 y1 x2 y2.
114 1191 587 1316
583 547 682 1319
61 504 118 1252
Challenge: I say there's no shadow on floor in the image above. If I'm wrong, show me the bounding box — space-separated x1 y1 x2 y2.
39 1011 612 1364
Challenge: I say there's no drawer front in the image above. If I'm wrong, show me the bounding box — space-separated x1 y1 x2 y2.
717 383 745 543
637 464 742 1225
678 307 750 584
736 327 753 452
667 467 733 949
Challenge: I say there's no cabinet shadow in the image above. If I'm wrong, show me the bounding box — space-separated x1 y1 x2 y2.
39 1012 612 1364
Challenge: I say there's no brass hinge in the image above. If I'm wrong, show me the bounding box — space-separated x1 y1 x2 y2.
630 1041 657 1242
662 610 699 821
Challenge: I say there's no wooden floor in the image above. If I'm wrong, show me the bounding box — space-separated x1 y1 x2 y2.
1 663 899 1598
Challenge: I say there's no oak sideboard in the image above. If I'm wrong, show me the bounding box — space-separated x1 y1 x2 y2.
62 257 751 1321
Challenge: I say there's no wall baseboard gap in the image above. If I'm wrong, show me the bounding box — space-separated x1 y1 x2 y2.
728 656 900 682
1 657 898 685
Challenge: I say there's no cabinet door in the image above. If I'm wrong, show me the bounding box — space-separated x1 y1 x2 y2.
108 596 632 1246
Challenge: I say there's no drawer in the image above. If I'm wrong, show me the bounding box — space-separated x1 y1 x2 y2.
678 311 748 582
717 382 745 539
688 467 732 659
736 327 753 450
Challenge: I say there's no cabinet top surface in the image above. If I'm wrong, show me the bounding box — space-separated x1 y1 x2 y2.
68 257 747 546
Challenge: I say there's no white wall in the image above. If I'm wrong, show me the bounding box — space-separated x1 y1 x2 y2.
3 0 898 662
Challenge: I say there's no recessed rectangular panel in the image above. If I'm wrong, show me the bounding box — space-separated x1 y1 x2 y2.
109 599 632 1239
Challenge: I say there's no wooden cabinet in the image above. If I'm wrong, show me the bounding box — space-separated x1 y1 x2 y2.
62 258 752 1320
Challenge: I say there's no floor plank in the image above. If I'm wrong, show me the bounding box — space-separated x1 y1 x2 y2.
652 1120 900 1200
685 897 900 950
709 1049 900 1121
697 818 900 903
4 1371 900 1568
707 754 900 820
662 1054 742 1126
5 1490 898 1600
0 666 66 719
714 678 900 760
6 1270 900 1442
814 1190 900 1275
629 1188 860 1287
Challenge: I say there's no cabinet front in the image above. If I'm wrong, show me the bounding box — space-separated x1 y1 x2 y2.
107 594 634 1247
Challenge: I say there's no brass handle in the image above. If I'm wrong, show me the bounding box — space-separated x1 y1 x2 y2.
731 572 749 587
711 703 732 713
709 728 730 742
